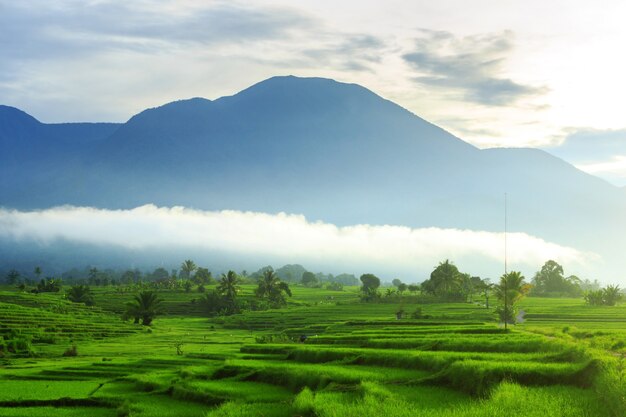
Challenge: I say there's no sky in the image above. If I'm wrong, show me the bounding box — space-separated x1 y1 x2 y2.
1 1 626 184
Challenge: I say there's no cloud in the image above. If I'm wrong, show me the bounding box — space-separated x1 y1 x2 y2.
0 2 315 59
546 128 626 186
403 29 546 106
0 1 388 121
301 35 386 72
0 205 595 279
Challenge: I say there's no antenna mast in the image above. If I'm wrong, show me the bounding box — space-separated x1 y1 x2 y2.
505 192 507 275
504 192 508 330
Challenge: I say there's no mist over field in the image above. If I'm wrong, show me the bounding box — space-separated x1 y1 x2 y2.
0 204 595 281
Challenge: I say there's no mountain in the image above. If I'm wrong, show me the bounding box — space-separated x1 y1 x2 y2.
1 76 626 277
0 105 120 202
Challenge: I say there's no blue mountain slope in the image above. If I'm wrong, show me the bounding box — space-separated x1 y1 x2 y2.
1 76 625 269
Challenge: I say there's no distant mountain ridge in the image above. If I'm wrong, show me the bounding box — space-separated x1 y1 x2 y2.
1 76 625 277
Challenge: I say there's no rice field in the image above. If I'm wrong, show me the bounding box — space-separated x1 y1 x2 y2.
0 286 624 416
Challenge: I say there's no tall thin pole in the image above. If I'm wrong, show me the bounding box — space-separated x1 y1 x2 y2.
504 192 508 331
504 192 508 275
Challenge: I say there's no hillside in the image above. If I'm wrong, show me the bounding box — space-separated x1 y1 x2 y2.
1 76 625 276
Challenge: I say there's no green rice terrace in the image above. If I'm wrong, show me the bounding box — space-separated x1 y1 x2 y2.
1 279 625 416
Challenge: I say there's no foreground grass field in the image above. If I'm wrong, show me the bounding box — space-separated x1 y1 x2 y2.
1 285 625 416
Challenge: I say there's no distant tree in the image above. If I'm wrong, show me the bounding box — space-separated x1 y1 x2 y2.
334 274 360 286
476 278 493 308
183 280 193 293
201 290 231 316
586 285 623 306
584 290 603 306
194 267 213 285
274 264 307 282
250 265 274 281
360 273 381 302
397 283 408 295
150 267 169 281
121 269 138 285
88 267 98 285
217 270 241 314
35 278 62 293
256 269 292 307
392 278 402 287
34 266 42 281
602 285 623 306
180 260 197 280
421 260 463 299
407 284 420 294
495 271 531 325
326 282 344 291
531 260 581 297
5 269 20 285
125 291 163 325
67 285 95 306
580 278 601 292
301 271 319 287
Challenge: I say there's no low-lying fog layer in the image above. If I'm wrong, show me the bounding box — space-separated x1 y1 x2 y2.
0 204 596 279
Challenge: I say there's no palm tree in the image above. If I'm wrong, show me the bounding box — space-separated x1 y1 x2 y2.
256 269 292 307
67 285 95 306
494 271 531 325
34 266 42 280
217 270 240 299
125 291 164 325
180 260 197 280
5 269 20 285
217 270 240 313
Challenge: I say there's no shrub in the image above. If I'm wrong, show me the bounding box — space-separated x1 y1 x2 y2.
63 345 78 357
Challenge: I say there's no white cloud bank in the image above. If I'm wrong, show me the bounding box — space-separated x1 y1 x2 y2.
0 205 596 279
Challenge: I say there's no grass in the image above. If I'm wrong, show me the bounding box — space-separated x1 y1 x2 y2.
0 285 624 416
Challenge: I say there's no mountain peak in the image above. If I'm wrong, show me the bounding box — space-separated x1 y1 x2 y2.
230 75 381 106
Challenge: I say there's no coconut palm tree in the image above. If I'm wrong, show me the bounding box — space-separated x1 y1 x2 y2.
217 270 240 299
125 291 163 325
494 271 531 325
67 285 95 306
256 269 292 307
217 270 240 313
180 259 197 280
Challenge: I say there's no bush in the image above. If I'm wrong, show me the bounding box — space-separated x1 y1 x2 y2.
63 345 78 357
585 285 623 306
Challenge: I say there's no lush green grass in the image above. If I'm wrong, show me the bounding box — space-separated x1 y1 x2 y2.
0 285 624 416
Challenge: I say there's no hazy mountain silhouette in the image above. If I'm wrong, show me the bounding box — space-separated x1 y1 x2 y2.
1 76 625 274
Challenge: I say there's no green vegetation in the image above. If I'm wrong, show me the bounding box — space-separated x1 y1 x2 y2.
0 261 624 416
256 269 292 307
124 291 164 325
531 260 583 297
495 271 531 325
585 285 623 306
67 285 95 306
